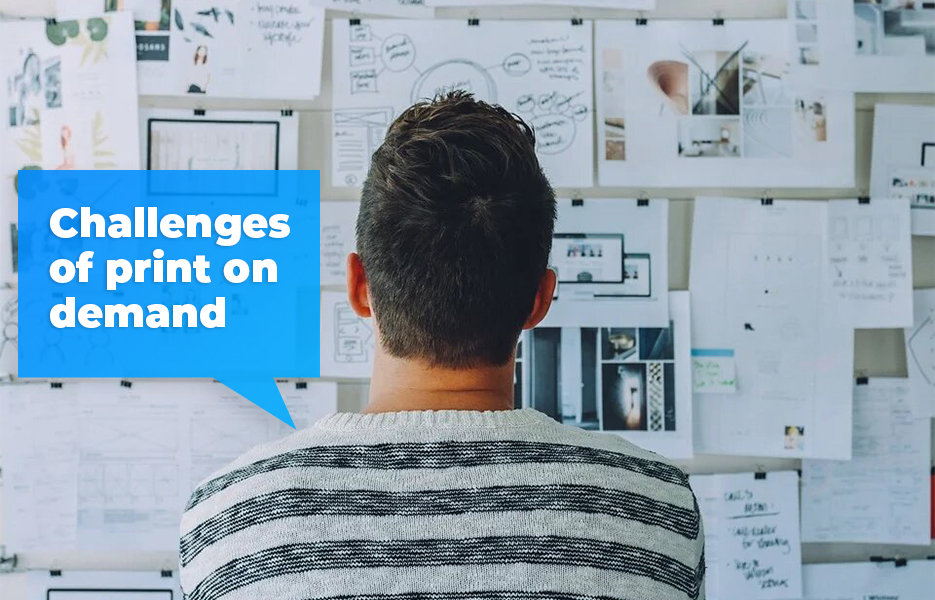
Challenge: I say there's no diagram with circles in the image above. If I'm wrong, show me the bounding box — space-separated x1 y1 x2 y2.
332 20 594 188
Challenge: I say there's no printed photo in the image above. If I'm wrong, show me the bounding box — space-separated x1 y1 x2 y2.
784 425 805 450
602 48 627 160
743 108 794 158
741 53 792 107
7 50 42 127
677 118 742 157
854 0 935 57
601 328 637 361
528 328 600 430
796 0 819 20
639 325 674 361
106 0 172 31
687 49 741 115
795 97 828 143
602 363 647 431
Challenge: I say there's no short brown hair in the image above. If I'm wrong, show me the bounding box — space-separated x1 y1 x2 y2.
356 91 556 367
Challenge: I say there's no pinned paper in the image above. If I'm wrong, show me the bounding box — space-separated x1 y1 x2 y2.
692 349 737 393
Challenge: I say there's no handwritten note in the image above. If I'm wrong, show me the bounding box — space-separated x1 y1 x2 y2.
691 348 737 393
801 378 931 545
691 471 802 600
826 198 913 328
320 202 359 286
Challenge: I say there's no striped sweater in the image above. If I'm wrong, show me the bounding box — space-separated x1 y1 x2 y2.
180 409 705 600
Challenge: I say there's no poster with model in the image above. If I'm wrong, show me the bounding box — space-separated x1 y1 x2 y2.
59 0 325 99
0 13 140 286
519 292 692 459
595 19 855 188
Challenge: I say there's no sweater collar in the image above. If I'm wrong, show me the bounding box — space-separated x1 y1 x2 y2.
315 408 556 431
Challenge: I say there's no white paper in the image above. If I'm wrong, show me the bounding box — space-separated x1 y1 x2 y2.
426 0 655 7
139 108 300 170
60 0 325 99
28 570 181 599
802 378 932 546
0 379 337 552
808 0 935 93
691 349 737 394
332 19 594 188
870 104 935 236
803 560 935 600
0 286 16 378
906 288 935 418
690 471 803 600
323 0 432 16
0 13 140 288
320 290 375 378
521 292 693 458
595 19 855 188
542 198 668 328
690 198 854 459
320 201 360 286
825 198 913 328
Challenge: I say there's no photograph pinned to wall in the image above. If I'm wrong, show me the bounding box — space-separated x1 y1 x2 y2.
595 19 854 187
332 19 594 188
870 104 935 236
848 0 935 91
542 198 668 328
60 0 325 99
320 290 375 378
139 108 299 170
520 292 692 459
690 198 854 460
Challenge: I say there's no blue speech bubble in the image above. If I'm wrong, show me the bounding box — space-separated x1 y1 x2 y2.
17 170 321 426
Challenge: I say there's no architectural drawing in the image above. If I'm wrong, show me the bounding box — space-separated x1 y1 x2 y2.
595 19 854 187
333 19 594 188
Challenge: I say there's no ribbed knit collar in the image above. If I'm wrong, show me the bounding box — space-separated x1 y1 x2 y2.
315 408 556 431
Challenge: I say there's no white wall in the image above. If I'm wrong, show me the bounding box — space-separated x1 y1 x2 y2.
1 0 934 594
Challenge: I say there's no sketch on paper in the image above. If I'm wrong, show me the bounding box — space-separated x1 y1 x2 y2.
595 20 854 187
333 300 374 364
0 290 17 377
333 20 594 188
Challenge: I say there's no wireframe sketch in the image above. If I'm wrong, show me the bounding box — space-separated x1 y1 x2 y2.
0 292 17 376
333 20 594 188
334 300 374 363
147 118 280 169
908 311 934 386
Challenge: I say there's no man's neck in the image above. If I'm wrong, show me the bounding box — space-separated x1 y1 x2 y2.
363 350 515 413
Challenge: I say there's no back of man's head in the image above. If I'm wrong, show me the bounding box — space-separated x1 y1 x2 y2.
357 91 556 368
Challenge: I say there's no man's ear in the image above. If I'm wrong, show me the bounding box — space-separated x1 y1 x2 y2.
523 268 556 330
346 253 372 318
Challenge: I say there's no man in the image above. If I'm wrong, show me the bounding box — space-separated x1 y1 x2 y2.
180 91 705 600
